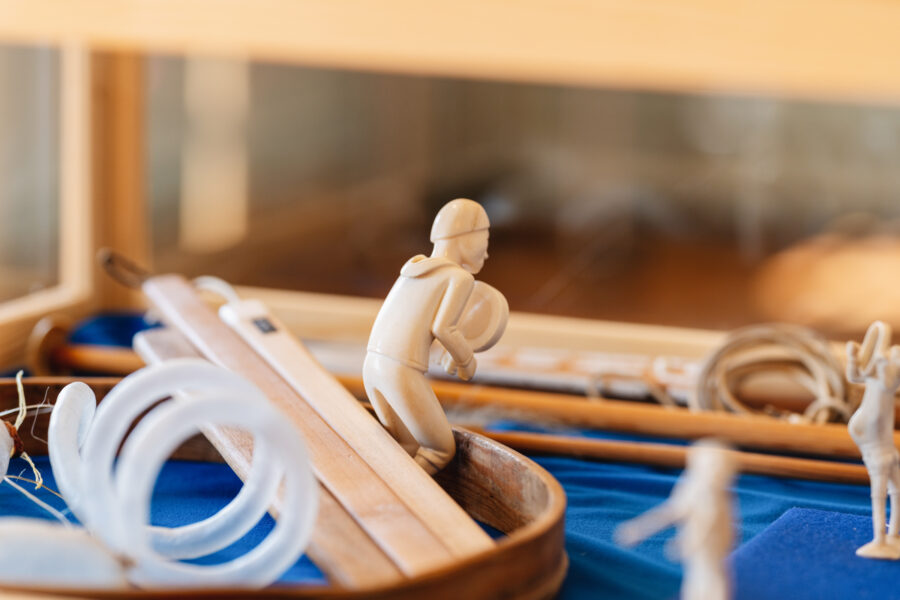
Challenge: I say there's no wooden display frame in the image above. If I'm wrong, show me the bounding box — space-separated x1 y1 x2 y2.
243 286 725 358
3 0 896 368
0 4 896 596
0 46 93 368
1 0 900 102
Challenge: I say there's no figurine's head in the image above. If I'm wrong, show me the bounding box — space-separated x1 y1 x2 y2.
686 439 737 488
431 199 490 274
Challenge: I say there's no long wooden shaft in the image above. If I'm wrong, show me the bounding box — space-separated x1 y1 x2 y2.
33 342 876 459
0 376 870 486
338 375 875 460
45 324 498 557
470 428 868 485
140 275 494 580
218 299 494 556
44 342 889 426
54 344 144 374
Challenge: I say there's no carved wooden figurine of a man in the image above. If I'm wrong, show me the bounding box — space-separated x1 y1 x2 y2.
616 440 737 600
364 199 505 474
846 320 900 559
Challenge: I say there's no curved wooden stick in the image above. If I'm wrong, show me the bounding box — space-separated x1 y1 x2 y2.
337 375 881 460
0 375 870 485
468 428 868 485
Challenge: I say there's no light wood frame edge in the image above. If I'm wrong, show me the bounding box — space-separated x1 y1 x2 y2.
239 285 725 358
0 46 95 369
1 0 900 103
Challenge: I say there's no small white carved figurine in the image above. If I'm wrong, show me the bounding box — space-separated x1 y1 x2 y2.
364 199 508 474
846 320 900 559
615 440 737 600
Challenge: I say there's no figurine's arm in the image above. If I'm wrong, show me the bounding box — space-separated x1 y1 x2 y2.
846 341 865 384
884 347 900 391
876 357 900 392
614 499 685 548
432 272 476 380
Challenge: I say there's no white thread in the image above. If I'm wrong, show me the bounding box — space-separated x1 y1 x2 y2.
2 477 70 527
13 371 26 430
29 388 52 445
5 373 48 490
0 404 53 420
18 454 42 489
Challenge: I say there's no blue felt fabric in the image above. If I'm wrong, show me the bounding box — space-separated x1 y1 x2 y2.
0 315 880 598
730 508 900 600
67 313 159 348
537 454 877 599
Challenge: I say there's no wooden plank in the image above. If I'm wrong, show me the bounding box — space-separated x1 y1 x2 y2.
0 374 398 588
91 51 149 310
58 45 94 305
0 373 870 488
0 377 118 410
139 274 471 578
1 1 900 102
0 47 94 370
0 421 569 600
134 327 402 588
241 285 725 358
218 300 493 557
472 428 869 486
338 374 880 460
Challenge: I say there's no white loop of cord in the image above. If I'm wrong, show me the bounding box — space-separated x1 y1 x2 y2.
693 324 851 424
45 359 318 588
193 275 241 304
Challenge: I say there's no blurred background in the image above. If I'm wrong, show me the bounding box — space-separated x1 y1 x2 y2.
5 45 900 338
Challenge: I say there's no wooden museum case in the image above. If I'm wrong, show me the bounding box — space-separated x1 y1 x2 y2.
1 0 900 373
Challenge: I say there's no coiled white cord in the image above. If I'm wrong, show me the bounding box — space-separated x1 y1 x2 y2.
693 323 851 424
0 359 318 590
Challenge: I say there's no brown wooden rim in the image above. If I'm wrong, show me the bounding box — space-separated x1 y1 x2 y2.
0 394 568 600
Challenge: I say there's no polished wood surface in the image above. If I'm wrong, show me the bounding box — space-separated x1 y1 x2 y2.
474 428 869 485
215 308 495 557
91 52 150 310
242 286 725 358
0 47 94 370
338 375 883 460
2 1 900 102
134 326 404 588
0 374 873 485
12 337 886 463
0 381 567 599
139 274 493 580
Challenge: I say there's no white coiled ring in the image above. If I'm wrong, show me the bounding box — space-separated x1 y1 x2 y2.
48 359 318 588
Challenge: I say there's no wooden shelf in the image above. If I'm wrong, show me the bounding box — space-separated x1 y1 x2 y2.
240 286 726 358
1 0 900 102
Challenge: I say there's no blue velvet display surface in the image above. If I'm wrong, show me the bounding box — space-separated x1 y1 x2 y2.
0 315 880 598
730 508 900 600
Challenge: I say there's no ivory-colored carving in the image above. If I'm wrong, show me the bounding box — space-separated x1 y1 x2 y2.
0 360 318 589
364 199 507 474
616 440 736 600
846 321 900 559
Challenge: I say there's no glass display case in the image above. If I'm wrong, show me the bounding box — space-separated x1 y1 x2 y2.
1 0 899 367
146 60 900 338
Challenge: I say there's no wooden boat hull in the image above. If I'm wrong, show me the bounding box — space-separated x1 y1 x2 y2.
0 379 567 599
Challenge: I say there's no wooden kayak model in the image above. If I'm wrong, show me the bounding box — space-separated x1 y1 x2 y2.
0 272 567 599
0 395 567 599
